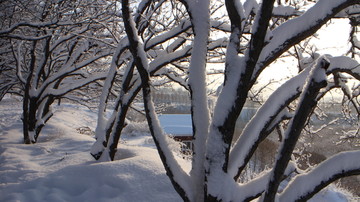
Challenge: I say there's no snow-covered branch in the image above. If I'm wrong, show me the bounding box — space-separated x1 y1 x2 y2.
145 20 192 50
263 57 330 201
229 67 311 179
39 72 107 101
256 0 359 79
327 56 360 80
36 50 111 98
122 0 192 200
279 151 360 201
0 34 51 41
50 26 90 51
93 39 129 148
0 21 58 35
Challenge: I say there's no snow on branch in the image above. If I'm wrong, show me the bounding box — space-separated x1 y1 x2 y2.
256 0 358 78
0 83 15 102
157 68 189 90
279 151 360 202
1 34 51 41
182 1 212 200
50 26 90 51
149 45 192 72
0 21 58 35
263 56 330 201
327 56 360 80
145 20 192 50
335 4 360 18
228 67 312 179
272 5 302 17
225 0 245 31
134 0 153 25
94 39 129 142
122 0 192 200
37 51 111 97
231 161 297 202
39 72 107 101
15 41 26 84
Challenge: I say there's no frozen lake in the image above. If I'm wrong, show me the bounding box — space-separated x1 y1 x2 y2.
158 108 257 136
159 114 192 136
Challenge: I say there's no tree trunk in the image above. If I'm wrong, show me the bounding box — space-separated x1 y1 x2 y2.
23 98 38 143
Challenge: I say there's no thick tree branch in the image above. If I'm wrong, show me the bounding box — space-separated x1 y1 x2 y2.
263 57 330 201
279 151 360 202
122 0 192 200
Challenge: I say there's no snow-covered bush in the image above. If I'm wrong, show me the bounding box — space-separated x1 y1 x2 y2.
122 121 150 135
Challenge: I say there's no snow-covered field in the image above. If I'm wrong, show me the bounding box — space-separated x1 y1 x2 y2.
0 98 357 201
0 98 183 202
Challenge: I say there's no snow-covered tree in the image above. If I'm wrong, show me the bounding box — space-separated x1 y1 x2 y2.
119 0 360 201
0 0 112 143
90 0 226 160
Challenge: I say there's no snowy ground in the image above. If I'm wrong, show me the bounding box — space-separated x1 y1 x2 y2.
0 99 183 202
0 98 357 201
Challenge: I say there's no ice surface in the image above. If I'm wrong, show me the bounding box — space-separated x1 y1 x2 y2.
159 114 192 136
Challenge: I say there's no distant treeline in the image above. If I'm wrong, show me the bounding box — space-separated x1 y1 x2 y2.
152 87 190 104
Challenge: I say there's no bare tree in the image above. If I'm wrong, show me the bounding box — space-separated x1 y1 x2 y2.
120 0 360 201
0 0 112 143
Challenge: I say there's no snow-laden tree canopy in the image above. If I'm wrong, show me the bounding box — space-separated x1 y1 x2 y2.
0 0 113 143
111 0 360 201
1 0 360 201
